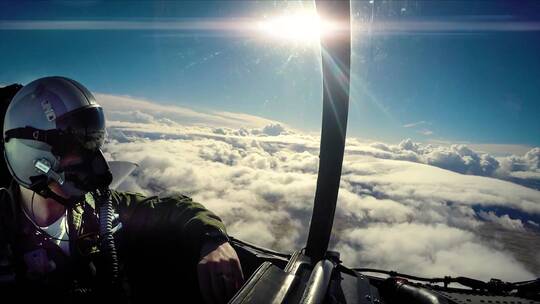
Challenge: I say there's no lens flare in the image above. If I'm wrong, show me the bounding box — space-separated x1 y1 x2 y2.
258 11 332 44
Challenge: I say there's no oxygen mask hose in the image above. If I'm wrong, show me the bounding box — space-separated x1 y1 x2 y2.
93 188 120 288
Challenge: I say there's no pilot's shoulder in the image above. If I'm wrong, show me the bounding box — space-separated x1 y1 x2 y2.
111 189 194 206
110 189 146 203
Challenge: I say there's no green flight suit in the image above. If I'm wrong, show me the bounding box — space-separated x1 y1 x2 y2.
0 179 228 303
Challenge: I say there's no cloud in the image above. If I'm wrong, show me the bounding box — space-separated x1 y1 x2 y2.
402 121 434 136
99 93 539 281
403 121 428 128
346 139 540 190
97 93 278 129
335 223 531 280
260 124 287 136
477 211 526 231
464 143 533 157
499 147 540 172
418 129 434 136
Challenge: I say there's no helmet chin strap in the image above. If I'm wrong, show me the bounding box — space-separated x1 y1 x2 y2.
28 175 82 208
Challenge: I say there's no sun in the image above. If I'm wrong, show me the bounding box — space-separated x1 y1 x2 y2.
257 10 330 44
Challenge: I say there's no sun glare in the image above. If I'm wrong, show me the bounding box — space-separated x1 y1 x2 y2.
258 11 330 44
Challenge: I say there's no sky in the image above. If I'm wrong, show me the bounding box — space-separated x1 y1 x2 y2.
1 1 540 152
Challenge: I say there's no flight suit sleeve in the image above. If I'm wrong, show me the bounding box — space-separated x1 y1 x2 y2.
109 190 227 261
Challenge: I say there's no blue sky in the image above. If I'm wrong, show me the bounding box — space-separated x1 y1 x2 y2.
1 0 539 149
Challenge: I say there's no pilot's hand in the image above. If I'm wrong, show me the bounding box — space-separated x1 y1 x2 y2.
198 240 244 304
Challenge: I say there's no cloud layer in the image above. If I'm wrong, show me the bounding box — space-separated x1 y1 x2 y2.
100 94 540 281
348 139 540 191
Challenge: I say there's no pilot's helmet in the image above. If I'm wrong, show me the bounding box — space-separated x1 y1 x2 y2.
3 76 109 197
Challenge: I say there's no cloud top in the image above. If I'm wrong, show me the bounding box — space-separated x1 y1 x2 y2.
99 93 540 281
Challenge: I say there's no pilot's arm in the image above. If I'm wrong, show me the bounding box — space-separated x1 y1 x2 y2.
110 190 244 304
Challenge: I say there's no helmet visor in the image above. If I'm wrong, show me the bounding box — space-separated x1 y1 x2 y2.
55 106 106 154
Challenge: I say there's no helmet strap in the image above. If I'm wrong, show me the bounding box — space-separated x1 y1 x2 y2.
28 175 77 208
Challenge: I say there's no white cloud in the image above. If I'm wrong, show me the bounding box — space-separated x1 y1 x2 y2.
418 129 434 136
477 211 526 231
509 171 540 180
499 147 540 173
97 93 278 129
259 124 287 136
99 93 539 281
403 121 428 128
345 139 540 190
465 143 533 157
335 223 531 280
